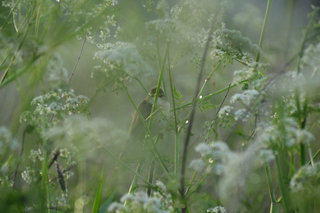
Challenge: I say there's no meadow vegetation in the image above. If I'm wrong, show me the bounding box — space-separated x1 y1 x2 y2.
0 0 320 212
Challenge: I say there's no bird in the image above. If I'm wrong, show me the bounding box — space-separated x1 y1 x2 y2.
129 87 169 140
121 86 170 196
120 86 170 160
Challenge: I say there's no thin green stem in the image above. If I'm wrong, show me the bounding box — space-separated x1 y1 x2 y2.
255 0 273 62
149 44 169 128
275 154 291 213
180 21 215 213
296 26 308 74
176 79 248 111
265 164 279 213
186 172 208 197
100 144 150 185
126 163 143 196
296 7 318 74
185 171 198 195
150 137 169 175
125 87 151 135
68 37 87 84
309 148 320 165
308 145 314 166
42 150 51 213
168 46 179 175
134 77 149 95
125 87 169 176
198 61 221 97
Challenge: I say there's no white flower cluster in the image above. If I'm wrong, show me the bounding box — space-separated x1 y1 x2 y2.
217 106 235 127
190 141 232 175
218 106 233 118
217 89 259 122
258 149 275 164
97 14 120 41
232 67 255 85
20 89 89 136
108 181 173 213
46 115 128 157
146 19 177 36
94 42 151 76
142 0 217 52
93 42 152 90
45 53 68 88
301 42 320 73
55 192 69 206
59 148 76 167
230 90 259 106
260 118 314 148
217 89 259 124
2 0 15 8
207 206 226 213
290 162 320 192
82 0 119 43
29 148 44 163
274 71 307 95
212 26 260 64
105 0 118 7
21 167 36 184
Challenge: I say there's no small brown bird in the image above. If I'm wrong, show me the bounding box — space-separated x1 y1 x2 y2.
120 87 169 159
128 87 169 140
125 86 169 196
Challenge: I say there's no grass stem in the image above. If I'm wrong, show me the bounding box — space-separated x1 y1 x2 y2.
179 21 215 213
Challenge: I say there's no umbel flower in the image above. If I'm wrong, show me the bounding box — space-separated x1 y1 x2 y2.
20 89 89 137
290 162 320 193
46 115 128 157
93 42 152 91
108 181 174 213
190 141 232 175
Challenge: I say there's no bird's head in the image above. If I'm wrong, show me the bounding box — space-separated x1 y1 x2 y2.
148 87 170 113
149 87 165 98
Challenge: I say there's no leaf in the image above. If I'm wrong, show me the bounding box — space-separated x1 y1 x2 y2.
174 89 182 100
98 193 115 213
91 172 104 213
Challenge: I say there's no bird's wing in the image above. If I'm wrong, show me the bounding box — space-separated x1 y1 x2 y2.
129 100 153 137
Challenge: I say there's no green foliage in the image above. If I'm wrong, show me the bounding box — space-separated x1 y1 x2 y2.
92 172 104 213
1 0 320 212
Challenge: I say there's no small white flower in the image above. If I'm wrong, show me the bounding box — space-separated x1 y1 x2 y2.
120 193 134 203
218 106 233 118
234 108 247 121
259 149 274 163
107 202 124 212
134 191 149 203
195 143 212 156
207 206 226 213
290 162 320 192
296 129 314 144
29 149 44 162
211 141 229 152
21 167 35 184
233 67 255 84
189 159 205 171
155 180 167 192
